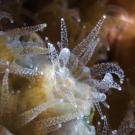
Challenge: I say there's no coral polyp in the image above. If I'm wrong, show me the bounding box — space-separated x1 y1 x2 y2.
0 15 124 135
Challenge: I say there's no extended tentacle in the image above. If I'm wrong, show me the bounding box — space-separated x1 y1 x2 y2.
0 68 10 120
91 63 125 84
6 23 47 37
95 103 108 135
87 73 122 92
79 37 100 65
72 15 106 57
68 53 80 73
101 115 108 135
9 61 44 77
47 42 59 66
0 60 10 73
19 45 47 55
15 99 64 128
33 110 88 134
59 48 70 67
60 18 68 49
2 68 9 93
7 40 47 57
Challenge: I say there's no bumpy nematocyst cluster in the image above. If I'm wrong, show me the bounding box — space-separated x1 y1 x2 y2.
0 14 124 135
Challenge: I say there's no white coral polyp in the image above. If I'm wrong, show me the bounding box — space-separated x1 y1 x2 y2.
40 15 124 135
0 15 125 135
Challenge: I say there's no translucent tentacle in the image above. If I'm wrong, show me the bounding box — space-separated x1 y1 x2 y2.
91 92 106 102
95 103 108 135
101 115 108 135
59 48 70 67
72 15 106 57
91 63 125 84
7 23 47 37
87 73 122 92
19 45 47 55
68 53 80 73
10 61 44 77
102 73 122 90
80 37 100 65
47 43 59 65
2 68 10 93
94 102 104 120
15 99 64 128
0 68 10 119
34 110 87 134
7 40 47 57
0 60 9 72
60 18 68 49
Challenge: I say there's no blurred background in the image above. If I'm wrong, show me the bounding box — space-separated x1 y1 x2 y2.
0 0 135 133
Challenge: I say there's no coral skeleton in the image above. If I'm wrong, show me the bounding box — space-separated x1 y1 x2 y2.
0 14 124 135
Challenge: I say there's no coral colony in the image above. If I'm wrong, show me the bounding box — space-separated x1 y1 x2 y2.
0 13 124 135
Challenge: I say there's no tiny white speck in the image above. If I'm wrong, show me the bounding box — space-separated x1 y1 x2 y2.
45 37 48 40
120 80 123 84
107 105 110 109
97 121 101 125
61 18 64 21
103 15 107 19
101 115 106 120
80 114 84 118
118 87 122 91
43 23 47 28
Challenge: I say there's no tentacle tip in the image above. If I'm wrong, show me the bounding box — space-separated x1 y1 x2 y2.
45 36 48 40
101 115 106 120
107 105 110 109
43 23 47 28
118 87 122 91
103 15 107 19
120 80 124 84
61 18 64 21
